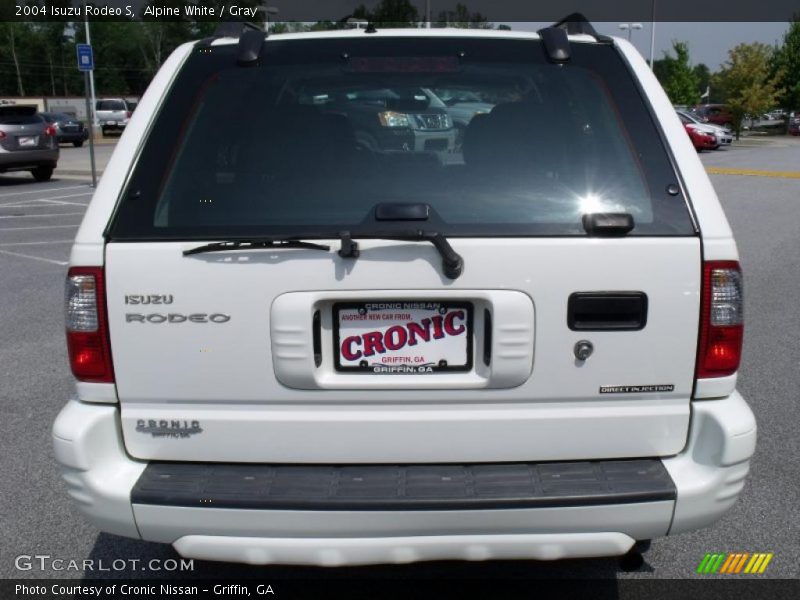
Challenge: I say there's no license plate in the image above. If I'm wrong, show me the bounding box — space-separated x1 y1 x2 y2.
334 301 473 374
18 136 37 147
106 120 116 126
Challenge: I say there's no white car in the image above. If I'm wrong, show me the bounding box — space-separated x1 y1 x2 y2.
54 22 755 568
677 110 733 146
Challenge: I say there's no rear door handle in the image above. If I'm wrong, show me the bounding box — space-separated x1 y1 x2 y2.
567 292 648 331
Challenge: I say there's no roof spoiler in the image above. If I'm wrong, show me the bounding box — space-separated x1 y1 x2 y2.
537 12 613 62
552 12 598 36
196 22 266 66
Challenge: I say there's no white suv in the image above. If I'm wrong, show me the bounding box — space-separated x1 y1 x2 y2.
54 22 755 567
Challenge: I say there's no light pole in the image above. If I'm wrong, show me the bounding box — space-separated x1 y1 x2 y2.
618 22 643 42
649 0 657 69
263 6 279 32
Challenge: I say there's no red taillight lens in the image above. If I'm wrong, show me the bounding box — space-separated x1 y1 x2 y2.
65 267 114 383
126 111 132 119
44 125 57 137
0 131 6 139
696 261 743 378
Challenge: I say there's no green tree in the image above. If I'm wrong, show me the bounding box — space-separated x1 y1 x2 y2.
653 41 700 106
435 3 492 28
771 16 800 112
713 42 783 139
351 0 419 27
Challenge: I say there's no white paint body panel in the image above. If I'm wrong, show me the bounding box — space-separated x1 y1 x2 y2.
107 238 700 462
53 30 756 561
51 392 755 565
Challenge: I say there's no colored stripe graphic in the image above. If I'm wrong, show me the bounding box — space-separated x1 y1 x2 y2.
696 553 713 574
700 552 774 574
734 552 750 573
719 553 736 574
759 553 774 573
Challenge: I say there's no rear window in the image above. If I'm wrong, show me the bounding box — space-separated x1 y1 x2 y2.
109 37 695 240
97 100 126 111
0 110 42 126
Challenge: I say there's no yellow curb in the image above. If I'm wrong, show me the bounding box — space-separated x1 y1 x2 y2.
706 167 800 179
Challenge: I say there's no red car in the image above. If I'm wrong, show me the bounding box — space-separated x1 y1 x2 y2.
692 104 734 129
684 123 717 151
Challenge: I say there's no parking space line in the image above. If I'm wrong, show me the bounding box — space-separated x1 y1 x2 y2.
0 240 73 247
0 212 84 219
0 184 89 199
1 199 89 208
0 192 93 207
706 167 800 179
0 202 88 209
0 224 79 232
0 249 68 266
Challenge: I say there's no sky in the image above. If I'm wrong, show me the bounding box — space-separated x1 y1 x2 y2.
513 22 791 70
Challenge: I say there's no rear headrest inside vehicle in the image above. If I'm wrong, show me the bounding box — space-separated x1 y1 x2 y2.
463 102 569 178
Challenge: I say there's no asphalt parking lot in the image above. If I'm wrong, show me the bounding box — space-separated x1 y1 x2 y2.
1 138 798 582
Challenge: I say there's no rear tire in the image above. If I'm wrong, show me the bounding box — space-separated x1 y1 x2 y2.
101 127 109 137
31 167 54 182
73 140 84 148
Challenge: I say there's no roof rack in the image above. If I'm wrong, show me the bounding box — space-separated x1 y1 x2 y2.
195 22 266 66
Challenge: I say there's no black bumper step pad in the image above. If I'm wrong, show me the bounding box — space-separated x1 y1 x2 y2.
131 459 676 511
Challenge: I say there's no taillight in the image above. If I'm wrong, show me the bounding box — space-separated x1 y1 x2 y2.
696 261 743 379
126 111 132 119
0 131 6 139
44 125 57 137
65 267 114 383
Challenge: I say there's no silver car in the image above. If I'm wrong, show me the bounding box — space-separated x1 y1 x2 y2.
96 98 132 136
0 105 59 181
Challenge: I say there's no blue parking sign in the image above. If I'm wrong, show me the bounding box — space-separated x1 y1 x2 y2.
76 44 94 72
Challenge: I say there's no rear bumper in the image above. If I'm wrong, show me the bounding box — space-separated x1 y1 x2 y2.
100 121 128 131
57 131 88 143
0 149 59 171
52 392 755 566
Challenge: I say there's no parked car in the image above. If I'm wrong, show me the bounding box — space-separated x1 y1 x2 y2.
95 98 132 136
677 110 731 147
312 86 457 155
54 22 754 568
691 104 735 129
40 112 89 147
789 118 800 136
683 123 717 151
433 88 494 149
0 105 59 181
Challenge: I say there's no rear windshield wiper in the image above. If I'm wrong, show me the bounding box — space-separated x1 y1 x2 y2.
183 239 330 257
338 230 464 280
